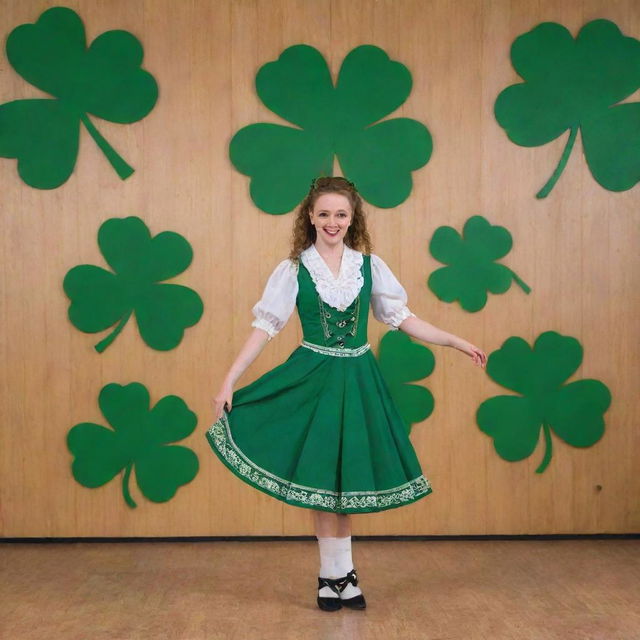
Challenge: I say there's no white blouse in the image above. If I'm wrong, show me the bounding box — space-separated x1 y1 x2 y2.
251 244 416 340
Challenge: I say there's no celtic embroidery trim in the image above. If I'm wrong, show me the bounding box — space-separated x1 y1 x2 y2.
300 341 370 357
206 413 432 512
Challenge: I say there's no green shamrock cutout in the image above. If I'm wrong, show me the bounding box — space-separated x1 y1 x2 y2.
495 19 640 198
377 330 435 433
428 215 531 312
63 217 203 352
68 382 199 508
477 331 611 473
230 44 432 214
0 6 158 189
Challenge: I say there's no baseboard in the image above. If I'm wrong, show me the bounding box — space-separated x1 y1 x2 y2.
1 533 638 543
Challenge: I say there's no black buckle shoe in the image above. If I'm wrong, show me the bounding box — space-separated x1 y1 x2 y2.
317 576 342 611
335 568 367 609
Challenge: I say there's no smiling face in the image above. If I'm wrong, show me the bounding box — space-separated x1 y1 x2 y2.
309 192 353 249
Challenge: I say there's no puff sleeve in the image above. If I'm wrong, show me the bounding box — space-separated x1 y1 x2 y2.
251 259 299 340
370 254 416 329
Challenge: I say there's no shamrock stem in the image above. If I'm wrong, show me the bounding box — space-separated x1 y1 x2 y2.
535 423 553 474
122 462 137 508
506 268 531 294
94 311 132 353
536 126 578 199
80 113 135 180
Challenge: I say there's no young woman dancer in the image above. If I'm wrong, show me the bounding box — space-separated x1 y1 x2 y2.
208 176 486 611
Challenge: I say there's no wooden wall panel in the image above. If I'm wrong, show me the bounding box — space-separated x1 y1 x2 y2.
0 0 638 536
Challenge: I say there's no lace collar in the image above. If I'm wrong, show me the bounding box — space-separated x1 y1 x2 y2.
300 244 364 311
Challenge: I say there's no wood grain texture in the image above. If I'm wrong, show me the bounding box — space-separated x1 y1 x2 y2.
2 539 640 639
0 0 638 536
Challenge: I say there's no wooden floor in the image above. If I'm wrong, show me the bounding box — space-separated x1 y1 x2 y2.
1 539 639 639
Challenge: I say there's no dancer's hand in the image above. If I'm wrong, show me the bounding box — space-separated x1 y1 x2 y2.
455 340 487 368
213 383 234 421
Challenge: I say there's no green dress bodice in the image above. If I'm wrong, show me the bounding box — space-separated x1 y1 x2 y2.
296 254 371 350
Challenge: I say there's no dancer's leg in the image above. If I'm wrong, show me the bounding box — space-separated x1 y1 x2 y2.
314 511 341 606
313 511 351 538
313 510 338 538
336 513 351 538
332 514 363 600
314 511 340 580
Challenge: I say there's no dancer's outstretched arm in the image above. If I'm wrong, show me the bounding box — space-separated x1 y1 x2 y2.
399 316 487 368
212 327 270 420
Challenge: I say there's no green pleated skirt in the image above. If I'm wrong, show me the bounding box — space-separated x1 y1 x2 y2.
206 345 432 513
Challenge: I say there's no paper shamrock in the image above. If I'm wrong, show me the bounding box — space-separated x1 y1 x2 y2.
428 216 530 312
0 6 158 189
377 330 435 433
477 331 611 473
68 382 199 508
63 217 203 352
230 44 432 214
495 19 640 198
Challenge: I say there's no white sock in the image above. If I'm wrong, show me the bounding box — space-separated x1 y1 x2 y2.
317 536 340 598
334 536 362 599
